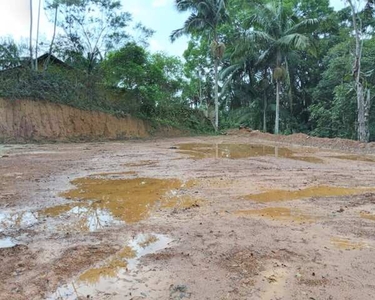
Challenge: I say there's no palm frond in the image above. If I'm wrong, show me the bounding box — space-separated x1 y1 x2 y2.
277 33 310 50
246 30 276 44
170 13 208 42
285 18 320 35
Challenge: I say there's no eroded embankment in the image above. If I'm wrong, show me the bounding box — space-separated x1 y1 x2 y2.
0 98 179 142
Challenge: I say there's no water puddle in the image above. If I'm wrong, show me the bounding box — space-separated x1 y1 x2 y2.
1 176 201 233
60 177 183 224
0 237 17 248
176 143 321 163
245 186 374 203
49 233 172 300
45 205 122 232
236 207 312 223
331 237 367 250
0 211 39 232
330 155 375 163
360 212 375 221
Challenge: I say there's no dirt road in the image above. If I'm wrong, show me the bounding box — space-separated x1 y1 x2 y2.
1 133 375 300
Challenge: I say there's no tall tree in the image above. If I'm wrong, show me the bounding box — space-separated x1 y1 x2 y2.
29 0 33 69
171 0 229 131
35 0 42 70
51 0 133 73
245 1 317 134
347 0 370 142
44 0 59 70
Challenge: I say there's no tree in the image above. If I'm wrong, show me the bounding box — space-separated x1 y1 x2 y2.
347 0 370 142
35 0 42 70
29 0 33 69
245 1 318 134
171 0 229 131
44 0 59 70
0 39 21 70
101 43 186 116
51 0 133 73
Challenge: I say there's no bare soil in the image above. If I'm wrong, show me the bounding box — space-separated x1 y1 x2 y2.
1 132 375 300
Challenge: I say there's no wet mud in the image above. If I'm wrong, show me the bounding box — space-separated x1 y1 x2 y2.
1 136 375 299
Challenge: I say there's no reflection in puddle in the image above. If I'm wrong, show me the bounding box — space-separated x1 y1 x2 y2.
60 177 183 224
330 155 375 163
49 233 172 300
78 246 136 284
176 143 321 163
0 237 16 249
0 211 39 232
1 176 202 233
236 207 312 223
245 186 374 203
360 212 375 222
331 237 367 250
54 206 121 232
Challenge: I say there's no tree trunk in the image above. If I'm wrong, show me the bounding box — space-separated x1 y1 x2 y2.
274 51 282 135
263 91 267 132
44 4 58 71
35 0 41 70
357 83 369 142
29 0 33 70
275 79 280 134
348 0 369 142
214 57 219 132
285 59 293 114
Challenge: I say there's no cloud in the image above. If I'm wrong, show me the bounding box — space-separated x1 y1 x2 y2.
149 39 165 52
152 0 174 8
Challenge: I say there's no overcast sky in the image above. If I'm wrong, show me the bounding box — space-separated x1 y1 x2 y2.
0 0 349 57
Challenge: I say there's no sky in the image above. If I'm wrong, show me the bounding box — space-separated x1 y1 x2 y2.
0 0 351 57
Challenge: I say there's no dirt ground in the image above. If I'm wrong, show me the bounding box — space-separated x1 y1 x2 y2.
1 132 375 300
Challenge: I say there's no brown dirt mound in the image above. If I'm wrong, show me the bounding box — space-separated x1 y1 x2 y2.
226 129 375 153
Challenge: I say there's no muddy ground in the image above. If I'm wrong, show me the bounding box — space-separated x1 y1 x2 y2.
1 132 375 300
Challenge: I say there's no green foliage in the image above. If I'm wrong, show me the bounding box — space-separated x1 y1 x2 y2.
2 0 375 139
310 39 375 139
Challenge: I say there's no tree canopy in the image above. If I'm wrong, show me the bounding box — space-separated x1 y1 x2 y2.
1 0 375 140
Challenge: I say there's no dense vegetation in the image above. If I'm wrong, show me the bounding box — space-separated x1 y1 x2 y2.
0 0 374 140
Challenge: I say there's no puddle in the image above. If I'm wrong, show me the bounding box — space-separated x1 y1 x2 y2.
360 212 375 221
236 207 312 223
176 143 321 163
1 176 201 233
331 237 367 250
60 177 183 224
330 155 375 163
49 233 172 300
0 211 39 232
47 205 122 232
0 237 17 248
245 186 374 203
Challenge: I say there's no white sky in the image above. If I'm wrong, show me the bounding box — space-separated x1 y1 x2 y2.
0 0 353 57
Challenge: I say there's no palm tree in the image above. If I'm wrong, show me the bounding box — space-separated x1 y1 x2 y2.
171 0 229 131
246 1 318 134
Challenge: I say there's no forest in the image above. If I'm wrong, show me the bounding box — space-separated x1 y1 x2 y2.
0 0 374 141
